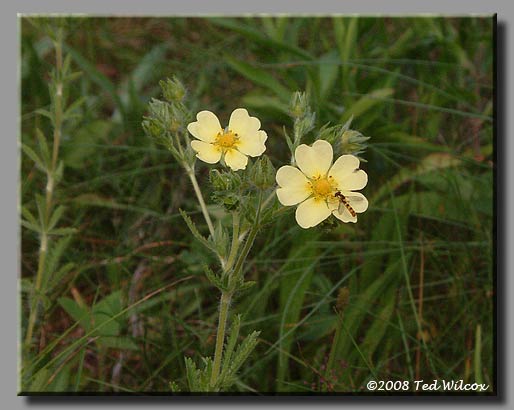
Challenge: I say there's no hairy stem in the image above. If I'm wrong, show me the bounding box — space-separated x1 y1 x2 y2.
186 167 215 239
209 192 263 390
223 212 241 277
210 291 232 389
229 191 263 287
24 235 47 347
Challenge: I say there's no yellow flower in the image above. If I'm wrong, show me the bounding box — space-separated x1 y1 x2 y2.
276 140 368 229
187 108 268 171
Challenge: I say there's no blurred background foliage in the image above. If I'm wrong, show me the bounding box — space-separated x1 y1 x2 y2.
20 16 493 393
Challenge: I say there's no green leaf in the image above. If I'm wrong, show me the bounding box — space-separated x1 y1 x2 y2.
21 206 39 227
241 94 290 119
35 128 51 167
92 290 124 337
34 108 53 123
179 209 219 257
63 96 86 120
208 18 312 60
203 265 228 292
42 236 73 289
341 88 394 123
184 356 200 392
371 152 461 204
99 336 138 350
224 55 291 101
22 143 46 172
48 227 77 236
360 291 396 363
228 331 260 377
58 297 91 332
319 51 340 101
47 205 66 231
35 194 47 230
21 219 42 234
277 233 320 390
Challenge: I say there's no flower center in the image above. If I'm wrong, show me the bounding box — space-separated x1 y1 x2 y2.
309 176 337 200
215 130 239 149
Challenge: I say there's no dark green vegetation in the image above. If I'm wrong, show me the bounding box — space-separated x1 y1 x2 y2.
20 17 494 393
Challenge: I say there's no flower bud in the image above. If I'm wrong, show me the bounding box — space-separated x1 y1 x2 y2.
340 129 370 158
249 155 276 189
160 77 186 102
289 91 310 119
142 117 165 139
209 169 242 192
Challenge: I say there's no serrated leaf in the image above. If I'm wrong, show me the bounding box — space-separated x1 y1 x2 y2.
179 209 219 257
203 265 228 291
184 356 200 392
237 281 256 292
228 330 260 377
219 315 241 386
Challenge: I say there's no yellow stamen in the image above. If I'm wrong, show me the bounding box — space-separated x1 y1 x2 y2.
215 130 239 149
309 176 337 201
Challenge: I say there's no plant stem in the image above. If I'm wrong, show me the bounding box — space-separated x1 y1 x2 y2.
223 212 241 276
229 192 263 287
24 235 48 347
186 167 215 239
24 28 64 349
210 291 232 389
209 192 263 390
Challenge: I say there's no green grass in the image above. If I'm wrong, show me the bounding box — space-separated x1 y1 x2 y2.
20 16 494 393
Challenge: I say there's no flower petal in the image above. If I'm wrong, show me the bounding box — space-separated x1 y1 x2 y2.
340 191 369 213
237 130 267 157
191 140 222 164
333 169 368 191
295 197 332 229
295 140 333 178
332 208 358 223
187 111 222 143
228 108 261 136
276 165 309 188
224 149 248 171
276 188 311 206
275 165 311 206
328 155 367 190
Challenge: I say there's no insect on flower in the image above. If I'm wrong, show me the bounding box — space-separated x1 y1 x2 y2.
275 140 368 228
